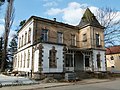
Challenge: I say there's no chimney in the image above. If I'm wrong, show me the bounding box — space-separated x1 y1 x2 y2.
53 18 56 21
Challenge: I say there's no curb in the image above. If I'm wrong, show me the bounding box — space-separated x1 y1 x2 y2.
22 79 114 90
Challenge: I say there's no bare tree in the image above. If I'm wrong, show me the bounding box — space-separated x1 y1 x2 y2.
1 0 14 72
96 7 120 47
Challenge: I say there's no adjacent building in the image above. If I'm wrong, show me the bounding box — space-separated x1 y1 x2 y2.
13 8 106 79
106 46 120 73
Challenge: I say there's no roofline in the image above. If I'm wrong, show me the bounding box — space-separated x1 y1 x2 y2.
78 23 105 29
18 16 79 33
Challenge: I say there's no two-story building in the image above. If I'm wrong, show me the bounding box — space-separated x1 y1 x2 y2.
106 46 120 73
13 8 106 79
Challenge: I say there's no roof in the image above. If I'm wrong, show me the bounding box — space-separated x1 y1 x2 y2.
78 8 104 29
106 46 120 55
18 16 79 33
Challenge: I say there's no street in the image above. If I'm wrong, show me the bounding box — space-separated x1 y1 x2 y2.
40 79 120 90
0 78 120 90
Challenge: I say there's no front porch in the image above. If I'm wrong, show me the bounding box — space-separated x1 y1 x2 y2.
64 48 93 73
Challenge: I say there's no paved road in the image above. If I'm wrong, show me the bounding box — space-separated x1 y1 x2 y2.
40 79 120 90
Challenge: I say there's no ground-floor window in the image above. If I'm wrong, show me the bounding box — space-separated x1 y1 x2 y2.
49 46 57 68
97 53 101 68
85 56 90 67
65 54 73 67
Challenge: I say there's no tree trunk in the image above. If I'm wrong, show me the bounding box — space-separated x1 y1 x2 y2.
1 0 14 72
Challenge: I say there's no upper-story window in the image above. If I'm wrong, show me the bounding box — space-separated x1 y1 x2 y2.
71 34 76 46
57 32 63 43
19 37 21 48
83 33 87 42
111 56 114 60
41 29 48 42
28 28 31 43
22 35 24 46
96 34 101 47
25 32 27 45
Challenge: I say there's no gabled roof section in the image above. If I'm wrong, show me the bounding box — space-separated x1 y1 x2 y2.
18 16 79 33
78 8 104 29
106 46 120 55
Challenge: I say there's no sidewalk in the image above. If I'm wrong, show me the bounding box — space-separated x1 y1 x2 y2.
0 79 114 90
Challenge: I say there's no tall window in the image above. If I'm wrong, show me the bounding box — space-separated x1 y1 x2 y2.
97 53 101 68
71 34 76 46
96 34 100 47
41 29 48 42
24 52 26 68
57 32 63 43
49 46 57 68
28 28 31 43
18 55 20 68
65 54 73 67
25 32 27 45
27 50 30 68
21 54 22 67
83 33 87 42
85 56 90 67
22 35 24 46
19 37 21 48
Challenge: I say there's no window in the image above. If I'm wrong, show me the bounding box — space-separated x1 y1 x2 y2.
97 53 101 68
96 34 101 47
111 56 114 60
27 50 30 68
18 55 20 68
71 34 76 46
28 28 31 43
21 54 22 67
85 56 90 67
24 52 26 68
57 32 63 43
22 35 24 46
111 66 115 68
83 33 87 42
41 29 48 42
25 32 27 45
49 46 57 68
65 54 73 67
19 37 21 48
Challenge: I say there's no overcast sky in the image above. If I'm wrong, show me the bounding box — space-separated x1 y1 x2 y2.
0 0 120 38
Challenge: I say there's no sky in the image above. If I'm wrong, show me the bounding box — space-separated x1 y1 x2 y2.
0 0 120 40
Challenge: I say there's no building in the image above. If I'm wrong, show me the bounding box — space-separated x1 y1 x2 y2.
106 46 120 73
13 8 106 79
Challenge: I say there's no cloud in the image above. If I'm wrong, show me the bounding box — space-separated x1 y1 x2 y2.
43 1 58 7
46 2 89 25
45 2 120 26
46 8 62 15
